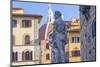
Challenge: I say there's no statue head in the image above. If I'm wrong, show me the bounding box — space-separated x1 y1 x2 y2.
54 11 61 19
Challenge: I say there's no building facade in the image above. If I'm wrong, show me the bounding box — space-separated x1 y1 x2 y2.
65 19 81 62
80 6 96 61
12 8 42 66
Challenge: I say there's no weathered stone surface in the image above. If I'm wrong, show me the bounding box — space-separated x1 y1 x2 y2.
80 6 96 61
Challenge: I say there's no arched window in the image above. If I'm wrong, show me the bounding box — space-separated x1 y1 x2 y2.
25 51 30 60
24 35 30 45
22 51 33 61
12 52 18 62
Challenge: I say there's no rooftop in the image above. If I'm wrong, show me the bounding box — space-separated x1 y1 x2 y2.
12 14 42 18
12 8 23 10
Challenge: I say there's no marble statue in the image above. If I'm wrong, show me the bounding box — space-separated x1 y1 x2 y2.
48 11 67 63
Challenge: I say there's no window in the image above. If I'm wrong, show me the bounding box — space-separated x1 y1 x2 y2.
13 19 17 27
46 43 49 49
24 35 30 45
25 51 30 60
12 52 18 62
72 37 75 43
22 20 32 27
46 54 50 60
72 50 80 57
22 51 33 61
71 37 80 43
77 37 80 43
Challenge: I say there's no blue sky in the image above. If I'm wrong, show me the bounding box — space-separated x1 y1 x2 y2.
12 1 79 27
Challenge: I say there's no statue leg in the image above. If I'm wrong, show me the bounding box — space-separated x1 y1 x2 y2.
51 47 59 63
56 40 67 63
